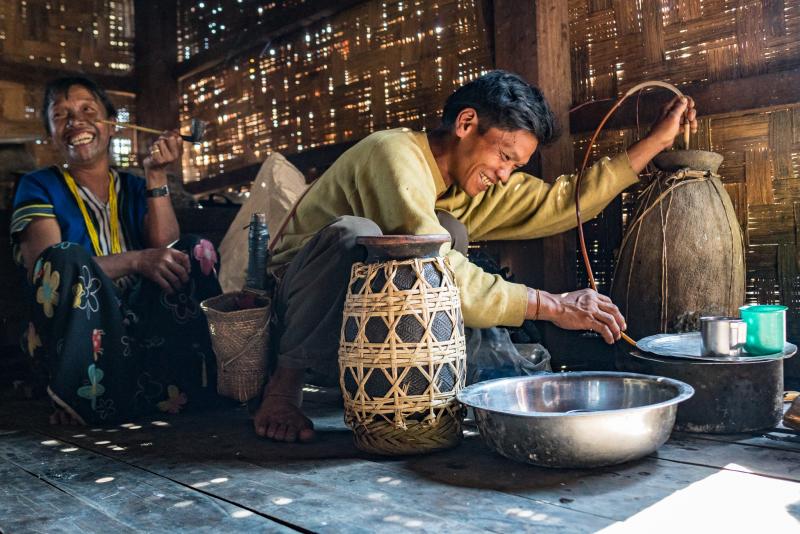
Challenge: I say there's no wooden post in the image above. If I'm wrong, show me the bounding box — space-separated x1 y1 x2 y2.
493 0 581 366
133 0 178 144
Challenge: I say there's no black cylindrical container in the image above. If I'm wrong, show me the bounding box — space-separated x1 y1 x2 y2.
617 350 784 433
245 212 269 290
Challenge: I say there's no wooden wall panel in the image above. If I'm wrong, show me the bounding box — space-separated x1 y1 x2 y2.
770 110 793 179
641 0 665 65
745 147 774 206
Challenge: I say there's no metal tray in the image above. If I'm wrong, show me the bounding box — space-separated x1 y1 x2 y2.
636 332 797 362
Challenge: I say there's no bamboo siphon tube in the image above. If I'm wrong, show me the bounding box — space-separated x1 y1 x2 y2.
575 80 691 347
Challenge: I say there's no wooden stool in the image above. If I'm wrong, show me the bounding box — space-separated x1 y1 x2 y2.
338 235 466 455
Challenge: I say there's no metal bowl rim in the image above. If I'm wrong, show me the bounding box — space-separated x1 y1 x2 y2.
456 371 695 418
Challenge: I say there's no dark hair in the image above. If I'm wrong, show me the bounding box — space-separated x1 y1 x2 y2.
41 77 117 135
439 70 558 144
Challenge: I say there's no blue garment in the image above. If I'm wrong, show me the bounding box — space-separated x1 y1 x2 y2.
11 166 148 263
12 168 224 422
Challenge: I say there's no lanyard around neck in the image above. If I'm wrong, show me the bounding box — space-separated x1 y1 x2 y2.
63 169 122 256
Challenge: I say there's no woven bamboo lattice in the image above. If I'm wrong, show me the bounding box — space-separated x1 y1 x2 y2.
200 292 271 403
0 0 134 74
568 0 800 104
178 0 491 182
339 256 466 455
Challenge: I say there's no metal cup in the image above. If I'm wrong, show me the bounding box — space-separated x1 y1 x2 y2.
700 316 748 357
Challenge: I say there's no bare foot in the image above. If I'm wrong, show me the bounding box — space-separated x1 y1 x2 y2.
253 366 315 442
49 407 81 425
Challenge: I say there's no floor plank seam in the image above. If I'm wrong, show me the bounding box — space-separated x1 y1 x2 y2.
27 428 313 534
672 432 800 452
1 455 75 497
645 454 800 483
499 490 621 522
0 453 141 531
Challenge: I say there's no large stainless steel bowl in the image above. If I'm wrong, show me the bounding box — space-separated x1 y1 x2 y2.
457 372 694 468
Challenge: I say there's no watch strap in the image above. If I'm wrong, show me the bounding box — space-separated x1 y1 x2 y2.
145 185 170 198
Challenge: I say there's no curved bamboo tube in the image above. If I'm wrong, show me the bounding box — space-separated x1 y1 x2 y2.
575 81 690 346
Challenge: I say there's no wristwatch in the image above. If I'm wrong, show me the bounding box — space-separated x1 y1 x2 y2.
145 185 170 198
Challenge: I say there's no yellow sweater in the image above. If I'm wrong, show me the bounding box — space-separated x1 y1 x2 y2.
270 128 639 328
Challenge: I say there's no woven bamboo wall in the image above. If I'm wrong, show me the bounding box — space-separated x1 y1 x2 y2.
0 0 137 173
570 0 800 344
176 0 308 63
568 0 800 105
0 0 134 74
178 0 491 182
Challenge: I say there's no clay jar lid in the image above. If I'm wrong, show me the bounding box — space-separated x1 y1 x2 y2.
653 150 724 174
356 234 450 263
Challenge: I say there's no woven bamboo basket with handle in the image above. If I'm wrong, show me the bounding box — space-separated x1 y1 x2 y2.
338 235 467 455
200 290 270 402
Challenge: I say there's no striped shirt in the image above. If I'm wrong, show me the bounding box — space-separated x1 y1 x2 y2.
74 172 136 290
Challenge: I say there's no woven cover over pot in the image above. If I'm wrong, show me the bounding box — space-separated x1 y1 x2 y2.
611 152 745 338
339 246 466 455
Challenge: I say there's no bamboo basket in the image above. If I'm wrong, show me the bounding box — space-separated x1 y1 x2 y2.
200 291 270 402
338 235 466 455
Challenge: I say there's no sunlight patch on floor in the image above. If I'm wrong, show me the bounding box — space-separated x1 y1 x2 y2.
505 508 550 522
384 515 425 529
598 464 799 532
232 510 253 518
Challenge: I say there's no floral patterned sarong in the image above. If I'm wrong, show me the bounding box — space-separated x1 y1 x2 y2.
24 236 222 424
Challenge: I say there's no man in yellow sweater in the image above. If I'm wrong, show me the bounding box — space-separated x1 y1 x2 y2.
255 70 697 442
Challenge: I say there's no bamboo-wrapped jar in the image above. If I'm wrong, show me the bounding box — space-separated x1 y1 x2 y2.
338 235 466 455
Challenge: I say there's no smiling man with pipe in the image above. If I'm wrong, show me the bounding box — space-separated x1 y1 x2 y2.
11 77 222 425
255 70 697 443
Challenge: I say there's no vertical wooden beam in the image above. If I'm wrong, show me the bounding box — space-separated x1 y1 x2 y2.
493 1 537 80
493 0 575 292
532 0 576 296
492 1 541 290
493 0 581 366
134 1 178 136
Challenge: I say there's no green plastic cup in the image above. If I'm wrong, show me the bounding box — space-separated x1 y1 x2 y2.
739 305 787 355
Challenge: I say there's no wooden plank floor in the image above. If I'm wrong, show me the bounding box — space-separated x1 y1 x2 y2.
1 390 799 533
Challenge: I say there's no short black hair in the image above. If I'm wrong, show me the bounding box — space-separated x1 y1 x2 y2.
42 77 117 135
439 70 558 144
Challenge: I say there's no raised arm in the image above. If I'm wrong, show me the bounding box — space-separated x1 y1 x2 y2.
141 130 182 247
441 97 698 242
